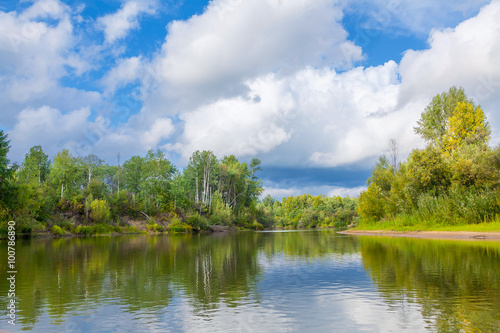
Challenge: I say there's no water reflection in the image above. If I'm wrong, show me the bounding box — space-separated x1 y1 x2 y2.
0 232 498 332
360 237 500 332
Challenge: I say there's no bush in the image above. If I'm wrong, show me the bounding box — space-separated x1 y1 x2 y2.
146 223 164 232
186 213 209 231
90 199 111 224
210 192 234 225
249 221 264 230
93 223 114 234
51 225 65 236
74 225 93 236
167 219 193 233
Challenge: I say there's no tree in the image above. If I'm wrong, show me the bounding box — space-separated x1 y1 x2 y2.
0 130 15 214
122 155 145 195
0 130 12 186
388 139 399 171
443 102 490 152
184 150 218 205
50 149 80 199
414 86 474 146
141 149 177 212
80 154 105 186
17 145 50 184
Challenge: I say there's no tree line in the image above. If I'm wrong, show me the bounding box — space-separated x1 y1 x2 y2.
0 138 269 234
358 87 500 227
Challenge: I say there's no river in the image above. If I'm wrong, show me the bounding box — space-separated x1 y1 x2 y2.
0 230 499 332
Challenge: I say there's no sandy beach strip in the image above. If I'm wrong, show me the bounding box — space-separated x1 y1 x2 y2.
339 230 500 240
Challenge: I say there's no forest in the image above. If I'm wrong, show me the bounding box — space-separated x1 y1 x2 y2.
0 131 358 236
358 87 500 229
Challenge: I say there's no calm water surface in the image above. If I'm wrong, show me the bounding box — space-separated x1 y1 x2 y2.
0 230 499 332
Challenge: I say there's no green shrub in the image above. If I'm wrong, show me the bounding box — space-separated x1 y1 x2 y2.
146 223 164 232
186 213 209 231
74 225 93 236
51 225 65 236
93 223 114 235
167 219 193 233
121 225 139 233
210 192 234 225
90 199 111 224
250 221 264 230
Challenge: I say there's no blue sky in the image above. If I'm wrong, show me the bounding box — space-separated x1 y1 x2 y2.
1 0 499 199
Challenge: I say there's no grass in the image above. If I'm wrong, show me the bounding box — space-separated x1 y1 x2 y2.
355 215 500 232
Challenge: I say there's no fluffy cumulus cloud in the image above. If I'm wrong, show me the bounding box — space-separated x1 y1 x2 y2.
7 105 171 162
97 0 158 43
142 0 362 115
170 60 420 167
8 106 97 160
0 0 98 126
101 56 144 93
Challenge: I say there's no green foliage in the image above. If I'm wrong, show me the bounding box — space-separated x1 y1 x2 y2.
17 145 50 184
146 223 164 232
51 225 65 236
443 102 490 151
248 221 264 230
414 86 473 146
210 191 234 225
90 199 111 224
74 225 93 236
167 219 193 233
186 213 209 231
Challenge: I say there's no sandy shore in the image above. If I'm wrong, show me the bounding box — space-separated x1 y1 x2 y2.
339 229 500 240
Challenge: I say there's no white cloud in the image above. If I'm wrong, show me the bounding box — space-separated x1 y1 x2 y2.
7 105 173 162
171 73 294 158
101 56 143 93
141 0 362 116
97 1 157 43
261 185 366 200
169 60 418 167
8 106 94 160
345 0 490 35
0 1 94 125
20 0 69 20
141 118 174 149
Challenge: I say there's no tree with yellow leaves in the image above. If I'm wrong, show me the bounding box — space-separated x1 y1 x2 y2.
442 102 490 152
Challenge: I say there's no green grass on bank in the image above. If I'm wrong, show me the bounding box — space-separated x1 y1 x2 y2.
355 215 500 232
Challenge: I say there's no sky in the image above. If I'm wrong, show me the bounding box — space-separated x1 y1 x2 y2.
1 0 499 199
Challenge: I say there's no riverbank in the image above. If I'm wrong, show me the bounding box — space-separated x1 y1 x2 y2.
340 229 500 240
